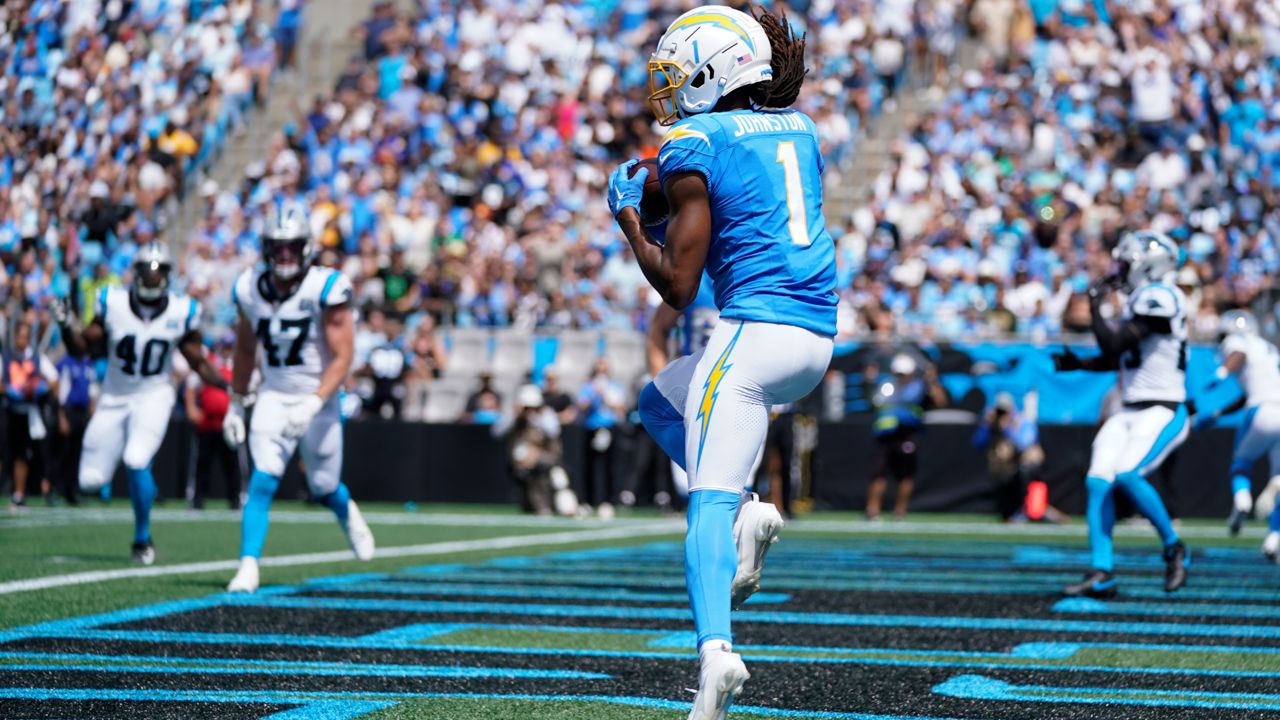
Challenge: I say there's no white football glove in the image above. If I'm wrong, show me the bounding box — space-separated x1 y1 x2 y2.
282 394 324 439
223 395 247 447
50 296 71 327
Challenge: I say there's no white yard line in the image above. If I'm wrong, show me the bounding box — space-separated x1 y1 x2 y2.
0 521 680 596
0 508 662 529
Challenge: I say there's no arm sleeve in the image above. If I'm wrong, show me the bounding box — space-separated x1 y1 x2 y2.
185 299 202 334
657 121 717 188
320 271 355 308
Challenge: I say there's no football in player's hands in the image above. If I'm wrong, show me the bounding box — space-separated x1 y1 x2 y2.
628 157 669 228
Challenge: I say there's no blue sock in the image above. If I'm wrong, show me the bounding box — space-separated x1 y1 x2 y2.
1116 471 1180 547
1271 504 1280 533
638 381 687 470
1085 476 1116 572
1232 474 1252 497
126 467 156 545
685 489 741 649
319 483 351 524
240 470 280 559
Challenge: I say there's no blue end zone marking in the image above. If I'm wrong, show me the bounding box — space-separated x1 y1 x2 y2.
0 651 609 680
265 700 396 719
1054 597 1280 619
219 593 1280 640
933 674 1280 711
0 688 989 719
311 579 792 605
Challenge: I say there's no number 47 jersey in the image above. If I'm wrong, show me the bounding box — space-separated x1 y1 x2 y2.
233 266 353 395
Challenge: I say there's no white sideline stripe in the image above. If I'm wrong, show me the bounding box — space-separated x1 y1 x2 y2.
789 519 1264 540
0 522 680 596
0 509 661 530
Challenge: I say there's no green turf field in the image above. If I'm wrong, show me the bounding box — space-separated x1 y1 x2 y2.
3 502 1279 719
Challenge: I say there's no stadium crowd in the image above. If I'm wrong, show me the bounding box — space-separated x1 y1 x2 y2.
0 0 287 335
2 0 1279 410
840 0 1280 341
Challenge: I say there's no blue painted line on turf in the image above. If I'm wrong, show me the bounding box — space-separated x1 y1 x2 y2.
1055 596 1280 619
933 674 1280 711
0 651 609 680
220 593 1280 639
264 700 397 719
308 579 790 605
1012 640 1280 656
0 687 989 719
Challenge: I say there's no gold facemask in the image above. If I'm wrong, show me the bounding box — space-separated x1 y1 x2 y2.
647 59 688 126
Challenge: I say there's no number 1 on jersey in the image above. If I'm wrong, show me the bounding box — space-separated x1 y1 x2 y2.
776 141 810 246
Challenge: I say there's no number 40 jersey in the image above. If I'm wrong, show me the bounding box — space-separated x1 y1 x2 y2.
96 286 201 396
233 266 353 395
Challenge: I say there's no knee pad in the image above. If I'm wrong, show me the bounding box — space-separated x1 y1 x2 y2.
79 471 107 494
1257 476 1280 518
121 449 152 473
638 382 682 428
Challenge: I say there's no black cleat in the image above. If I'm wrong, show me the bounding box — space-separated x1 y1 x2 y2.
1063 569 1117 599
1163 541 1189 592
131 541 156 566
1228 508 1247 537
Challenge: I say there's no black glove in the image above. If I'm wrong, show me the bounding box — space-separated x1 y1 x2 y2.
1052 348 1084 372
1087 275 1117 302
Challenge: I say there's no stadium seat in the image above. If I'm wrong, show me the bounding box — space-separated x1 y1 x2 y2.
421 378 476 423
444 328 492 378
491 329 534 382
552 330 600 381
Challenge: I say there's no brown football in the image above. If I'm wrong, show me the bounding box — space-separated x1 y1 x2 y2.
628 157 669 227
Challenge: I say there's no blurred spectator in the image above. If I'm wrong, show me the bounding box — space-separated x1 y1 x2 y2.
973 391 1064 523
53 347 96 506
464 372 502 424
4 321 56 507
358 327 409 419
865 353 947 520
540 367 577 425
505 383 575 515
578 358 627 517
183 338 241 510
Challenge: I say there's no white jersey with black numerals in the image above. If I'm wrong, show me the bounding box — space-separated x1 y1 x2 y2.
1220 332 1280 407
95 286 200 396
232 266 354 395
1119 282 1188 405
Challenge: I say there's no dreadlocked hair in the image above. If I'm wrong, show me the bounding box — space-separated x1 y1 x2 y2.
749 4 808 109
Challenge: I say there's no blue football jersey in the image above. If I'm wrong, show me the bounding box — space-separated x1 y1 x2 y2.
679 272 720 356
657 108 837 337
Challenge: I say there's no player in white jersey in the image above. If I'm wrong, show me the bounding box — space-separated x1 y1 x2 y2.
54 244 229 564
1051 231 1190 598
223 200 374 593
1198 310 1280 554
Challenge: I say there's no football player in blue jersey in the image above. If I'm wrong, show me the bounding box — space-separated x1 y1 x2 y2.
608 6 837 717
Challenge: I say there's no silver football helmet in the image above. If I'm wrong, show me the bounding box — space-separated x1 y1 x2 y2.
262 199 314 282
132 243 173 303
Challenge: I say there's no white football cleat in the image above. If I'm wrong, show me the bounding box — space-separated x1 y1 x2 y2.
342 500 376 561
687 647 750 720
731 494 784 609
1229 489 1254 536
1263 532 1280 564
227 557 260 593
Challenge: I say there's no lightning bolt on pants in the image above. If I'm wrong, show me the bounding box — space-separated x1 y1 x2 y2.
674 319 832 649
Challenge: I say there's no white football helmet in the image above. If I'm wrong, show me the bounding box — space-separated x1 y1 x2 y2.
132 243 173 303
1113 230 1180 291
262 198 314 282
648 6 773 125
1220 309 1259 337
